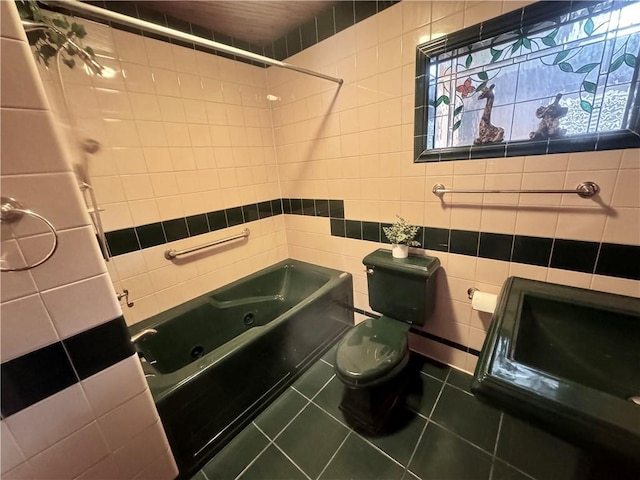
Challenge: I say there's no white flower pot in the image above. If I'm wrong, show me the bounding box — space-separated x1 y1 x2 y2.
392 244 409 258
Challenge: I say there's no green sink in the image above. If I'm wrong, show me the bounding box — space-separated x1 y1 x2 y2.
472 277 640 460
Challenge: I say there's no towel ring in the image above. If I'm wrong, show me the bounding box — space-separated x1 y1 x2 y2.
1 197 59 272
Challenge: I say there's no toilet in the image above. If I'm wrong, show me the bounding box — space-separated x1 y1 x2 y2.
334 248 440 434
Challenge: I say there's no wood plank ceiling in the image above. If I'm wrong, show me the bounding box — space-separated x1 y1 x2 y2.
142 1 337 47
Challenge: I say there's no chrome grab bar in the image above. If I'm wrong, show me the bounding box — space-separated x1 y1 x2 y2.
0 197 59 272
432 181 599 199
164 228 250 260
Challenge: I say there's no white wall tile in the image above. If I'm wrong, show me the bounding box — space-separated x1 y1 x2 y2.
2 462 35 480
41 273 121 339
0 0 24 40
28 422 109 480
0 109 70 175
19 226 107 291
0 172 90 235
81 354 146 418
76 454 122 480
98 389 159 451
113 421 172 480
5 384 93 459
0 293 59 362
1 422 25 474
0 240 38 302
1 38 49 109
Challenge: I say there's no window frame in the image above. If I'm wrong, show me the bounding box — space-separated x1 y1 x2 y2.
413 0 640 163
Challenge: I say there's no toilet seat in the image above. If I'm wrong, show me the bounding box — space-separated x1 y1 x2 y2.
335 316 410 387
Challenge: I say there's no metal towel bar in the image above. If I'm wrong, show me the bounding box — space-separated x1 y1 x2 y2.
432 181 599 198
164 228 250 260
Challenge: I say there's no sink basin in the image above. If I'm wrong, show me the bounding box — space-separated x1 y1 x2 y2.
472 277 640 460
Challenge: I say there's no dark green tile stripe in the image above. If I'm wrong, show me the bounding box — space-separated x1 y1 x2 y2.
269 1 401 61
333 221 640 281
104 199 345 257
51 1 401 68
1 317 133 418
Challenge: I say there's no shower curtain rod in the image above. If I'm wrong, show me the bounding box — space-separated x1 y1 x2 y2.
48 0 343 85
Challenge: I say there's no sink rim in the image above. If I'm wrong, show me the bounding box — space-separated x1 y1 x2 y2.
473 276 640 457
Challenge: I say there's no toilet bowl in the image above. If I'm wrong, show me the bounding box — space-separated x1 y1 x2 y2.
334 249 440 434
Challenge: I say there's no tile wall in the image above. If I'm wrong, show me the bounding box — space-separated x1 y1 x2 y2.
265 0 640 373
34 16 288 325
0 1 177 478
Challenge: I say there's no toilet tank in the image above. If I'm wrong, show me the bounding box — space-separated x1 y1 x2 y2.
363 249 440 326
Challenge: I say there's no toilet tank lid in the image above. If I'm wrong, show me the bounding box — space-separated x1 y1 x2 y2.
363 249 441 278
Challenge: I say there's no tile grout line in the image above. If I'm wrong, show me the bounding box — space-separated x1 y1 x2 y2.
400 368 451 479
315 430 353 480
270 441 313 480
487 413 504 480
266 393 312 444
232 425 275 480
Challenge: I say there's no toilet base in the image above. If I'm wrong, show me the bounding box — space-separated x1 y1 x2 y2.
339 372 407 436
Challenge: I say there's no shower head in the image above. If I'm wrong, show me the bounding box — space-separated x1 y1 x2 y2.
20 19 105 75
82 139 101 154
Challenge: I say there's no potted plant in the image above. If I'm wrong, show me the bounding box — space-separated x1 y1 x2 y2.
383 216 421 258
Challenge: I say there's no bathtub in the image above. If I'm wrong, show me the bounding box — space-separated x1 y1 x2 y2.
130 259 353 478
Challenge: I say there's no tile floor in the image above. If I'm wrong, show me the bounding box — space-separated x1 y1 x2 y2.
191 346 623 480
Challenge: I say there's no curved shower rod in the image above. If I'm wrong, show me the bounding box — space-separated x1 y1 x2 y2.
46 0 344 85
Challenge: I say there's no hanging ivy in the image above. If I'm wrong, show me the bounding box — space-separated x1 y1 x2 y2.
16 0 97 69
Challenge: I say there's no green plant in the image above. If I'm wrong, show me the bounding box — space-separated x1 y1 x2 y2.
383 216 421 246
16 0 96 69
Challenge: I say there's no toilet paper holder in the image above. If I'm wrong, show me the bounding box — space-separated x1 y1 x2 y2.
467 287 478 300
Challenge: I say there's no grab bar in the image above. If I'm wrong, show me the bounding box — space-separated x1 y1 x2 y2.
164 228 250 260
432 181 599 198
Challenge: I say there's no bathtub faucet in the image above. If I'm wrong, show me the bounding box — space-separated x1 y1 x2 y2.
130 328 158 343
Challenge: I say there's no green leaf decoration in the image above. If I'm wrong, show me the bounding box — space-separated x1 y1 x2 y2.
542 36 556 47
52 17 69 29
62 58 76 69
610 55 625 72
476 81 487 92
490 48 502 63
428 100 436 107
558 62 573 72
584 18 594 36
624 54 637 68
71 22 87 38
522 37 532 50
453 120 462 131
580 100 592 113
453 105 463 116
435 95 450 107
40 43 56 58
477 71 489 81
553 50 570 64
575 63 599 74
547 27 559 39
582 80 597 94
465 54 473 68
511 38 523 54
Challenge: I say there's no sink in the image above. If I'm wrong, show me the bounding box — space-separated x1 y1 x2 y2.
472 277 640 460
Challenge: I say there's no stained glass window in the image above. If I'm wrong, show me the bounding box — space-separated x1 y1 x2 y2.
415 0 640 162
